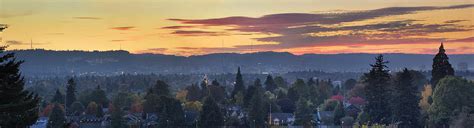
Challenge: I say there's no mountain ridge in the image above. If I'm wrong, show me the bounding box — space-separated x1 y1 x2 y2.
6 49 473 76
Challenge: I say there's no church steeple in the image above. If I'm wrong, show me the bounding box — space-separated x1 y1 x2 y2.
438 42 445 53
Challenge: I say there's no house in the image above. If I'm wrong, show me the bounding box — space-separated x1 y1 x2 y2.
30 117 48 128
184 111 199 125
345 104 361 118
268 113 294 126
226 105 245 120
124 112 143 127
79 115 106 128
332 81 342 89
142 113 158 127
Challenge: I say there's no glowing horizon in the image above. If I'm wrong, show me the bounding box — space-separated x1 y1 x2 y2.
1 0 473 56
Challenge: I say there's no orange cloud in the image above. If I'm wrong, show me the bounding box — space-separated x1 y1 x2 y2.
110 26 135 31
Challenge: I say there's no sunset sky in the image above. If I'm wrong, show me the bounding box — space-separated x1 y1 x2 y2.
0 0 473 56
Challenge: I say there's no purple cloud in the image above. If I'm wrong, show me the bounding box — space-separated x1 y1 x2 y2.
165 4 474 51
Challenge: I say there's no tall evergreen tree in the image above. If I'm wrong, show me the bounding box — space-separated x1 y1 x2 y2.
47 103 66 128
244 79 261 108
264 75 277 92
248 84 266 128
274 76 288 89
186 84 201 101
363 54 392 125
231 67 246 99
96 104 104 117
0 48 40 127
344 79 357 91
90 85 108 107
143 93 159 113
150 80 171 97
110 102 126 128
65 78 77 108
157 96 185 127
244 84 256 108
393 68 421 127
431 43 454 89
294 98 313 127
333 101 345 125
51 89 65 104
209 80 226 103
287 79 309 103
199 97 224 127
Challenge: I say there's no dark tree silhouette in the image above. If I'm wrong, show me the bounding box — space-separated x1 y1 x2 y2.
248 83 266 128
185 84 201 101
264 75 277 92
0 47 40 127
199 97 224 127
66 78 77 108
363 55 392 125
231 67 245 99
51 89 64 104
431 43 454 89
47 103 65 128
393 68 421 127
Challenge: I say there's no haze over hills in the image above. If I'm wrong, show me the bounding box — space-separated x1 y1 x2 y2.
10 49 473 76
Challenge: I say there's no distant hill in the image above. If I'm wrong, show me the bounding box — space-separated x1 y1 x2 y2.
8 49 474 76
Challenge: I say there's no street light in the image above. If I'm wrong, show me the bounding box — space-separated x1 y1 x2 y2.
253 120 256 128
195 119 198 128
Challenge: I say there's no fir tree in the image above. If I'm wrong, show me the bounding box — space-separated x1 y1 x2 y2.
243 79 261 108
88 85 108 107
316 80 332 106
199 97 224 127
231 67 246 99
157 96 185 127
143 93 159 113
393 68 421 127
150 80 171 97
65 78 77 108
264 75 277 92
363 54 392 125
185 84 201 101
47 103 66 128
51 89 64 104
294 98 313 127
274 76 288 89
248 84 266 128
209 80 226 103
110 102 126 128
333 101 345 125
96 104 104 118
0 47 40 127
431 43 454 89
